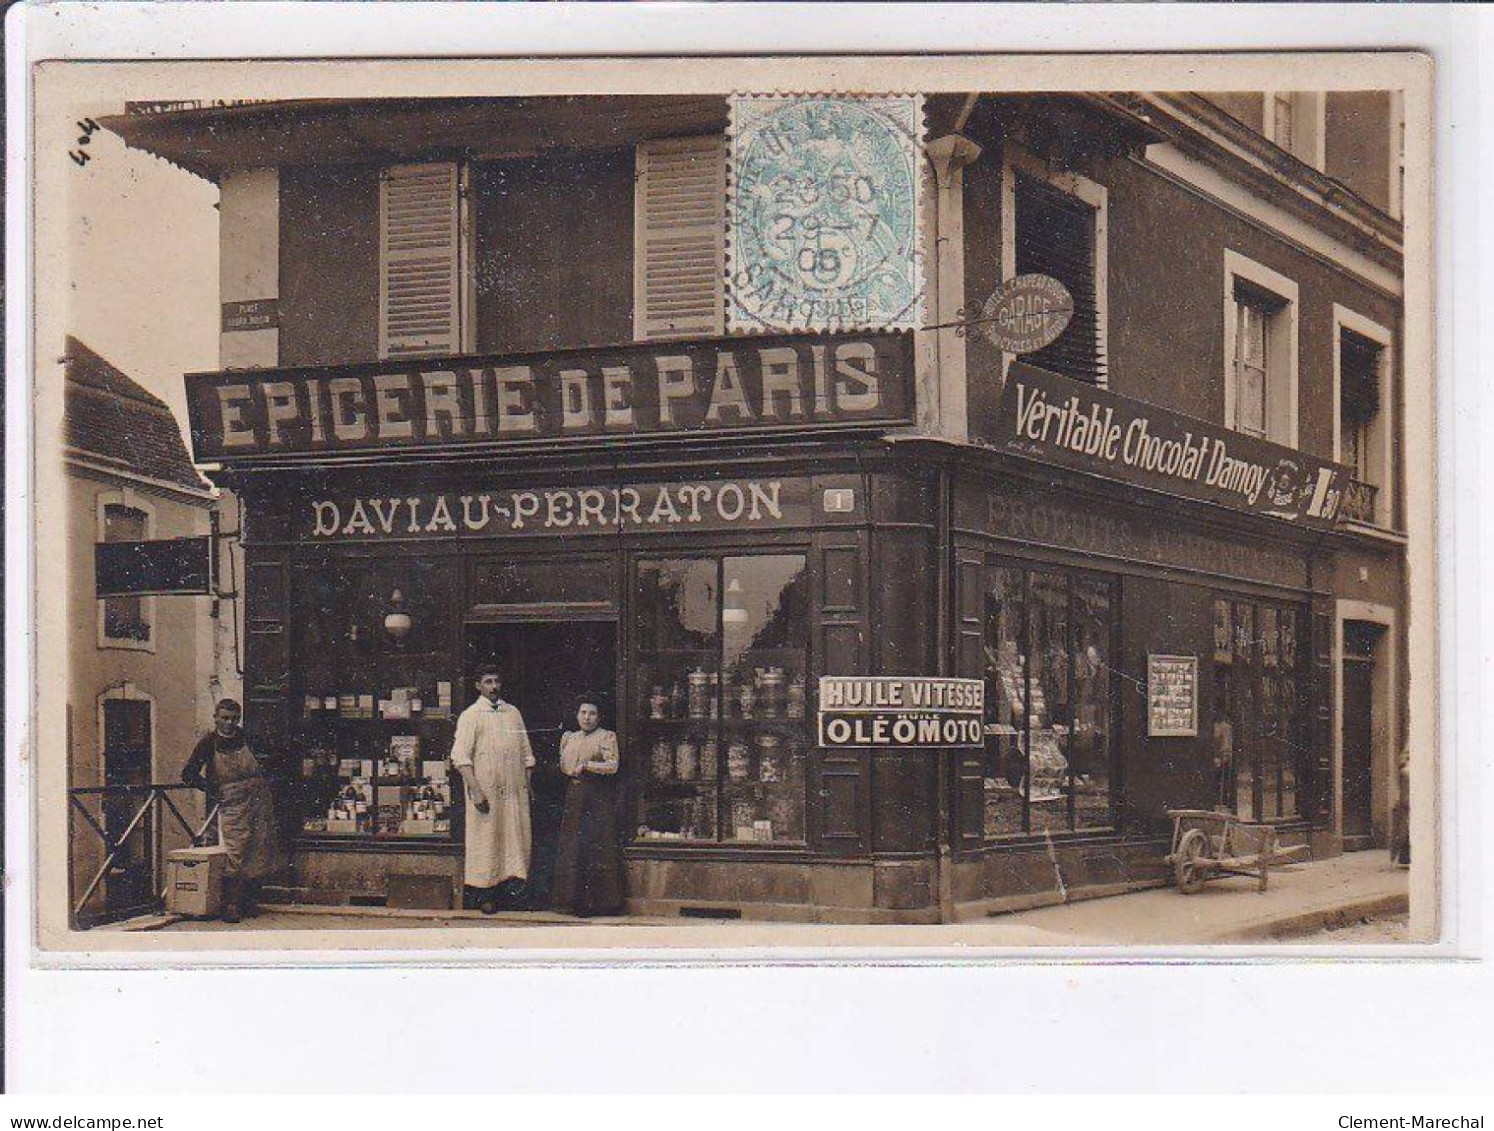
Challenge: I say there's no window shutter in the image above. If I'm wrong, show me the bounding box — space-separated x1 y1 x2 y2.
634 136 725 340
1015 175 1105 385
380 163 461 359
1340 329 1382 419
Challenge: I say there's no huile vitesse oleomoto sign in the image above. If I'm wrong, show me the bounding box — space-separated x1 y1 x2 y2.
185 332 912 462
818 677 985 749
999 362 1352 530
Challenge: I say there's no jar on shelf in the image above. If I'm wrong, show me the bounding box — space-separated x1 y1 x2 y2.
649 686 668 720
760 667 786 719
651 740 675 781
699 738 718 781
687 668 711 719
675 739 698 781
758 734 782 783
726 739 751 781
787 674 807 719
738 679 756 720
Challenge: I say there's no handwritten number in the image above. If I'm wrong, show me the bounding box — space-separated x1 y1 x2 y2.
69 119 101 168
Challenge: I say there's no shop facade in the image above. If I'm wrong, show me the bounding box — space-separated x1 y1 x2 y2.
109 88 1409 922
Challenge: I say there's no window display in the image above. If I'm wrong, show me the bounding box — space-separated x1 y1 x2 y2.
982 563 1116 837
290 559 457 841
633 554 808 844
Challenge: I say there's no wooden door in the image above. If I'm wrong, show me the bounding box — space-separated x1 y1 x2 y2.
103 699 152 913
1341 655 1375 843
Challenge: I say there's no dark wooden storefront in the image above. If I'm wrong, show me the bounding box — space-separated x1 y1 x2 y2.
939 447 1338 918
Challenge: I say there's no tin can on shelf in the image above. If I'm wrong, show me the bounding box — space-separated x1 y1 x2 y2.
699 739 718 781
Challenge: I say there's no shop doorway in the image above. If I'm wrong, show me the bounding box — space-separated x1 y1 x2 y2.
462 619 617 909
1341 620 1384 848
102 697 152 915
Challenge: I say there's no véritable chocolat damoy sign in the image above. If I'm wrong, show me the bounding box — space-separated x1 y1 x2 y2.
998 361 1353 530
184 331 912 462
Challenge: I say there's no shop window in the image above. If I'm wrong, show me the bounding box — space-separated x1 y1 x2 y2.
1212 598 1307 823
982 563 1116 837
1334 308 1394 527
379 162 465 359
290 559 458 842
633 135 726 340
1012 172 1106 386
633 553 809 845
98 499 153 649
1223 251 1298 447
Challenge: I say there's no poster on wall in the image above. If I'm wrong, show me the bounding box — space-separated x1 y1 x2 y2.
818 676 984 748
1147 654 1199 737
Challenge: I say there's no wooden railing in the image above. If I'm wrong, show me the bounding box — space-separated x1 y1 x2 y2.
68 784 219 929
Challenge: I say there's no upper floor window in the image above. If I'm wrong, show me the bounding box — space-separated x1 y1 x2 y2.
1264 91 1326 170
98 498 154 649
1003 151 1109 387
383 138 728 360
1334 305 1394 527
1223 250 1298 447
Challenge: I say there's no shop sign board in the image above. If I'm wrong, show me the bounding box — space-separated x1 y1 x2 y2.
300 477 817 540
817 676 984 749
998 362 1352 530
95 536 214 597
1147 654 1199 738
977 274 1074 354
185 331 912 461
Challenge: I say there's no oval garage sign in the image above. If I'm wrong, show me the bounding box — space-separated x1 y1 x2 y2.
978 273 1075 354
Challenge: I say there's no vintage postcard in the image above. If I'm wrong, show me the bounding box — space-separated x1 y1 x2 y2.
27 50 1437 957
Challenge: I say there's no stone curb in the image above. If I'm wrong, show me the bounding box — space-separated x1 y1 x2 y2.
1208 891 1410 943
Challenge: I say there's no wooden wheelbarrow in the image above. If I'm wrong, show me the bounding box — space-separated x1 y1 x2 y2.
1164 809 1310 894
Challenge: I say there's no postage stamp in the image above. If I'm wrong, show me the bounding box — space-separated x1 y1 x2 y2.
727 94 925 333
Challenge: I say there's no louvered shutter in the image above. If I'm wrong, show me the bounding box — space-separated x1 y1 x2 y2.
380 163 461 359
1015 175 1106 386
634 136 725 340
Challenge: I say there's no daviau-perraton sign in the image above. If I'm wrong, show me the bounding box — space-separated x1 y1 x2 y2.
302 479 814 541
818 677 985 749
185 331 912 461
1000 361 1352 530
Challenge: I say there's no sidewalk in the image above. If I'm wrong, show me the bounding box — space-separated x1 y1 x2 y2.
128 850 1410 945
998 849 1409 945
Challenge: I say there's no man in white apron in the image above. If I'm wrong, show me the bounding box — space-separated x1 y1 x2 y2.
450 663 534 913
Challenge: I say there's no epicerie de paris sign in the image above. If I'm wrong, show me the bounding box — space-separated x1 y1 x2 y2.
999 361 1352 530
185 331 911 462
818 677 984 749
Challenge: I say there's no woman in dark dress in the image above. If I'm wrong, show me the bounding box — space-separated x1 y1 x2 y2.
550 696 624 916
